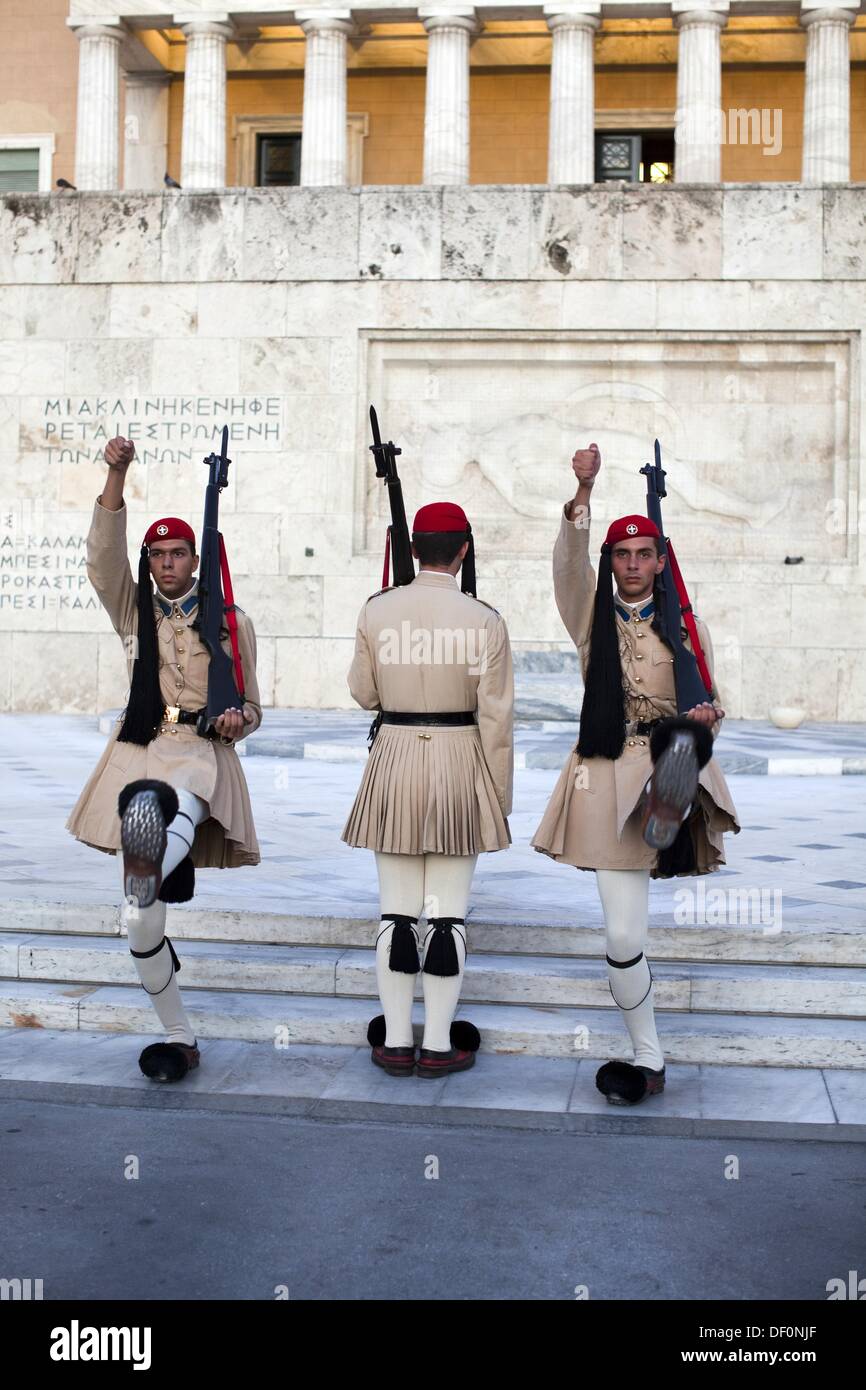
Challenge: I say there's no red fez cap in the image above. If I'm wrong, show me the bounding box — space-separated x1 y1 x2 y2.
412 501 469 533
604 514 660 548
143 517 196 550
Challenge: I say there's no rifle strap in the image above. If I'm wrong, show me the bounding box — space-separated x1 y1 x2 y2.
664 539 714 697
218 531 246 701
382 526 391 589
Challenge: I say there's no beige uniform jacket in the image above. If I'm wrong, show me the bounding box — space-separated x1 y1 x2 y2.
531 503 740 875
65 498 262 868
341 569 514 855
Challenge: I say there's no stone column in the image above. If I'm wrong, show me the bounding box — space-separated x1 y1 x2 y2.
544 6 601 184
801 4 857 183
177 15 234 189
70 21 124 189
673 3 729 182
420 8 478 185
297 10 354 185
123 74 171 190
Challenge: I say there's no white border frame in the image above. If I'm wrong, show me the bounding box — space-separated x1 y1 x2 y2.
233 113 369 187
0 134 56 192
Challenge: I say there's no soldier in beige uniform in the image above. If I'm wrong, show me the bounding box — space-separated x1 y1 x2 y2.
342 501 513 1078
66 436 262 1081
532 445 740 1104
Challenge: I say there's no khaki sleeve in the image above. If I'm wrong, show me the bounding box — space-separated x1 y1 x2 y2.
476 615 514 818
235 613 263 740
86 497 139 637
347 602 380 710
553 501 596 654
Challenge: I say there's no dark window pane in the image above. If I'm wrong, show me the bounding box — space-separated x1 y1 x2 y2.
594 131 675 184
256 134 302 187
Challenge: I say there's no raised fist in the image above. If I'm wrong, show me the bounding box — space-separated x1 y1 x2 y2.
572 442 601 488
105 436 135 471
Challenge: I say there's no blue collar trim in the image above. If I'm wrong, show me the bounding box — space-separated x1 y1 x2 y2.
156 589 199 618
615 597 655 623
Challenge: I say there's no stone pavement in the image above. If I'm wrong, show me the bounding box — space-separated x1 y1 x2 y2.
1 712 865 1137
1 712 864 922
1 1029 864 1142
98 707 866 774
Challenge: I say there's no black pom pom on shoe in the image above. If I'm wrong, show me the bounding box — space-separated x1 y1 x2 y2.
450 1020 481 1052
118 778 179 825
596 1060 649 1103
367 1014 386 1047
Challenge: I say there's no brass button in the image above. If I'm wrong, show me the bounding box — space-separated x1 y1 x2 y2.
636 632 645 639
417 731 432 741
635 653 644 660
174 626 184 635
628 738 635 746
176 645 185 654
634 675 642 682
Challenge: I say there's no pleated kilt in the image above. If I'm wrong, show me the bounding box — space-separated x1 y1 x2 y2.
65 716 260 869
341 722 511 855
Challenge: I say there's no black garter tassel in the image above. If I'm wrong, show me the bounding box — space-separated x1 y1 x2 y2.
383 914 420 973
423 917 465 977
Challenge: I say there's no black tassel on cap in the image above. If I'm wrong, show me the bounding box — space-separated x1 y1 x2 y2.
460 524 476 597
382 914 420 973
117 544 164 746
576 543 626 761
423 917 465 977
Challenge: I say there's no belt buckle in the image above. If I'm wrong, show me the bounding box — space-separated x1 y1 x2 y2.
165 705 181 723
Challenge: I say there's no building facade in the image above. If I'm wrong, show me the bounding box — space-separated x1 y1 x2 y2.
1 3 865 721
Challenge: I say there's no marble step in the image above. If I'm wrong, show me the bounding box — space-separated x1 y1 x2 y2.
3 1029 864 1141
3 900 863 967
1 980 866 1068
4 934 866 1020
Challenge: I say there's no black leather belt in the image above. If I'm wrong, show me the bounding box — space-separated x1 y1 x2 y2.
633 718 665 735
161 705 220 740
381 711 475 727
368 709 475 751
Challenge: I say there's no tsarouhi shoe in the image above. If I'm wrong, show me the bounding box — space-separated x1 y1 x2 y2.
596 1060 665 1106
118 780 179 908
415 1046 476 1078
138 1039 200 1083
371 1044 416 1077
641 718 712 851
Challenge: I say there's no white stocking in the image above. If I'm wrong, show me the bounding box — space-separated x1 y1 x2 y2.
595 867 664 1071
119 788 207 1047
420 853 477 1052
374 852 425 1048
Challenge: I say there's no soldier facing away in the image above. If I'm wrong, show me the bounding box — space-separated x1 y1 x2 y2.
532 444 740 1105
66 436 263 1082
341 502 514 1078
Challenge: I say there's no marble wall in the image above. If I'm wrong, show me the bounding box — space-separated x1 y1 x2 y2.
1 183 865 720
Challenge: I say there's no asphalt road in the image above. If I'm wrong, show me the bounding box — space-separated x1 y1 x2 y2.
2 1097 863 1302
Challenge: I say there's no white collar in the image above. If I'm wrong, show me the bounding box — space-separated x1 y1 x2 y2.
414 570 459 587
615 589 654 609
156 578 199 606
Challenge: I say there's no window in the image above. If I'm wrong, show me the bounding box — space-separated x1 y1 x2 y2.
234 115 369 186
595 131 675 184
0 137 54 193
256 133 302 187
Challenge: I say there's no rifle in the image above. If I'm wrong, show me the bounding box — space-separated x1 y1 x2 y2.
369 404 414 588
191 425 245 737
640 439 714 713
